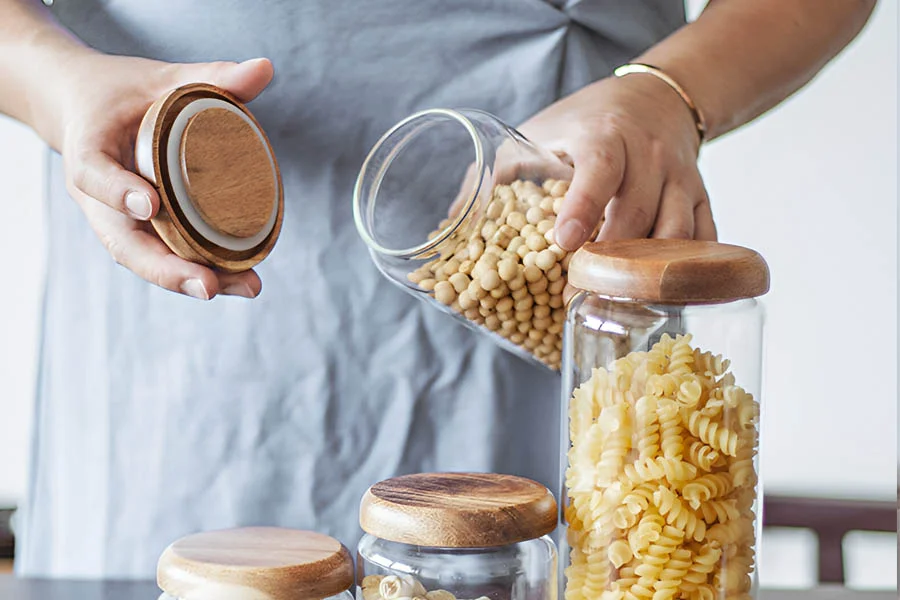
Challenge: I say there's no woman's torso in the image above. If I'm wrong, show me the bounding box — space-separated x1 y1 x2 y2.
18 0 684 577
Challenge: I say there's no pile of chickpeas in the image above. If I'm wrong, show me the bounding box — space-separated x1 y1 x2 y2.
407 178 572 369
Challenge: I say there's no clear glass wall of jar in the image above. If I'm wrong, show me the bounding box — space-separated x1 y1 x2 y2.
357 473 559 600
353 109 576 370
156 527 355 600
559 240 770 600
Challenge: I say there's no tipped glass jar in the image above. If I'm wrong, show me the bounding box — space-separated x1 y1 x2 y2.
357 472 559 600
353 109 576 370
558 240 770 600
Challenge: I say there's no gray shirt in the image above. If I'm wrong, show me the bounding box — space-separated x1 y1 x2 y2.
17 0 685 578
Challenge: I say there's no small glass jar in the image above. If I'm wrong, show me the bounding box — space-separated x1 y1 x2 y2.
157 527 354 600
357 472 559 600
558 240 770 600
353 109 575 370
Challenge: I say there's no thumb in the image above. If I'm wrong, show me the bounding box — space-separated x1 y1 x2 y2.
174 58 275 103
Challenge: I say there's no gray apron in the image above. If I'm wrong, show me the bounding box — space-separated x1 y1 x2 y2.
17 0 684 577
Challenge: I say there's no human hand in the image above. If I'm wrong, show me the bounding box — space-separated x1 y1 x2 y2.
517 73 716 252
55 52 274 299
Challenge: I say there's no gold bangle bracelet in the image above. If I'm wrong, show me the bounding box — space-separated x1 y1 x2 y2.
614 63 707 143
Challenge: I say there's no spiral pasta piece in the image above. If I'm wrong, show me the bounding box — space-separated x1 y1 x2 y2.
635 395 661 461
653 486 707 542
681 542 723 592
687 412 739 457
682 473 734 509
658 400 685 460
698 499 741 524
668 336 695 376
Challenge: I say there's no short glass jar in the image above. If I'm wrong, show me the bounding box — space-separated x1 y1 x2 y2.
357 472 559 600
558 240 769 600
157 527 354 600
353 109 575 370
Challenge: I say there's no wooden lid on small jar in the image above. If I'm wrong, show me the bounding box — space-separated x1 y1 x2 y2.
135 83 284 273
157 527 353 600
567 239 770 304
359 472 557 548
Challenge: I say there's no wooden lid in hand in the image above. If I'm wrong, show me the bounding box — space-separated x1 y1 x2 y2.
157 527 353 600
359 472 557 548
567 239 770 304
135 83 283 273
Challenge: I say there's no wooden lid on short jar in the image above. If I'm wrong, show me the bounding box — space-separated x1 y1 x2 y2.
567 239 770 304
135 83 284 273
157 527 353 600
359 472 557 548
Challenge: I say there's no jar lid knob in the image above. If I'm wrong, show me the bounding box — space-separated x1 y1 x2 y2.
359 472 558 548
157 527 354 600
567 239 770 304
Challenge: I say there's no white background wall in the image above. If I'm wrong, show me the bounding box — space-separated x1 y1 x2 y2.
0 0 896 586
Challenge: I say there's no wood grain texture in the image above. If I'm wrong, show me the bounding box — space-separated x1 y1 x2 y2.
359 472 558 548
180 108 275 239
568 239 770 304
157 527 353 600
135 83 284 273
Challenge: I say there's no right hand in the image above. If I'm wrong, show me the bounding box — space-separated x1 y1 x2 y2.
55 52 275 300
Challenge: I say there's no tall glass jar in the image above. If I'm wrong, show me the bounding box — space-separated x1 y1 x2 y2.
157 527 355 600
357 472 559 600
558 240 769 600
353 109 575 370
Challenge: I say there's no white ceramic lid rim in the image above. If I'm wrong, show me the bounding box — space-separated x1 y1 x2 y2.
166 97 279 252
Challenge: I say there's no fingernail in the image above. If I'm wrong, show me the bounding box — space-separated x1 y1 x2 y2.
555 220 588 251
125 191 152 220
180 279 210 300
222 283 256 298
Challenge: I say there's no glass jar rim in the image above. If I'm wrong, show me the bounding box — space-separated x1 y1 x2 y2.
353 108 487 259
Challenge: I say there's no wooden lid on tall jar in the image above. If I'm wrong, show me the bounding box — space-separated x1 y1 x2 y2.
567 239 770 304
157 527 353 600
135 83 284 273
359 472 558 548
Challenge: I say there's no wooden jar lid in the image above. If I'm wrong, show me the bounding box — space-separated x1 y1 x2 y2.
136 84 283 273
157 527 353 600
567 239 770 304
359 472 558 548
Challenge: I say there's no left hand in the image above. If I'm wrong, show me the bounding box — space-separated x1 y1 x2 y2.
517 73 717 251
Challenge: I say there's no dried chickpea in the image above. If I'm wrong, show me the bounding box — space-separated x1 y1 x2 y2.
540 197 554 212
507 236 526 254
523 252 538 269
511 287 529 301
444 258 461 274
515 309 533 323
458 291 477 310
543 229 555 245
449 272 471 293
501 199 517 220
407 269 426 284
459 260 475 275
523 265 543 283
550 180 569 198
480 294 498 310
526 206 545 225
492 224 517 247
484 245 504 257
561 252 573 270
478 306 493 318
532 317 552 331
498 258 518 282
548 350 562 364
490 283 510 299
548 278 565 296
510 333 526 344
552 308 566 323
468 279 487 299
552 197 564 214
486 200 503 220
480 269 502 291
533 304 552 319
542 332 557 346
520 224 538 239
528 278 549 295
485 315 501 331
496 311 513 322
527 233 548 252
468 239 485 262
516 244 530 259
536 219 555 235
496 297 515 313
481 221 498 240
434 281 456 305
535 249 557 271
508 274 527 291
515 295 534 311
420 278 437 291
517 320 531 333
547 322 563 335
528 329 544 342
542 179 556 193
501 319 518 333
548 244 566 260
464 307 480 320
549 294 564 309
536 343 554 356
534 292 551 306
497 185 515 202
524 337 540 350
506 211 527 231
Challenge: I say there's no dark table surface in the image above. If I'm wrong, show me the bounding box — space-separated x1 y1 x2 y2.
0 577 895 600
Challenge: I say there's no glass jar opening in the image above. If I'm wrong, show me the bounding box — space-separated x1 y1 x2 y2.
353 109 486 258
